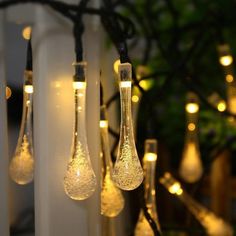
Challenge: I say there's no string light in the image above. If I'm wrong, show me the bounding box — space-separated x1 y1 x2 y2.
217 100 226 112
22 26 32 40
132 95 139 103
226 74 234 83
113 59 121 74
100 105 124 217
112 63 143 191
160 173 233 236
179 93 203 183
135 139 161 236
6 86 12 99
9 70 34 185
64 62 97 200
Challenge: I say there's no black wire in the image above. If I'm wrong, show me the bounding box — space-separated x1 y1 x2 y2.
25 37 33 71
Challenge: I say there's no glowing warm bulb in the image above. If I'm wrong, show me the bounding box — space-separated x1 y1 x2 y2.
144 153 157 162
217 100 226 112
188 123 196 131
226 74 234 83
9 135 34 185
113 59 120 74
132 95 139 103
135 210 154 236
22 26 32 40
9 70 34 185
228 96 236 114
185 103 199 113
203 213 233 236
219 55 233 66
100 105 125 217
24 85 33 94
101 171 125 217
179 142 203 183
64 62 96 200
64 142 96 200
100 120 108 128
135 139 161 235
168 182 182 195
112 63 143 190
6 86 12 99
160 172 233 236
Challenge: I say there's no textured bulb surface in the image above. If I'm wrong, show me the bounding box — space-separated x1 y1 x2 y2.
112 63 143 190
179 142 203 183
135 211 154 236
64 142 96 200
9 135 34 185
112 137 143 190
101 171 124 217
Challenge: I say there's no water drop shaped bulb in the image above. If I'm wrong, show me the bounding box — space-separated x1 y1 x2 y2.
100 105 125 217
9 70 34 185
135 139 161 236
63 62 96 200
179 93 203 183
160 173 233 236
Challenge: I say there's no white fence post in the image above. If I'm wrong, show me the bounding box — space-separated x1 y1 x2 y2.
0 12 10 236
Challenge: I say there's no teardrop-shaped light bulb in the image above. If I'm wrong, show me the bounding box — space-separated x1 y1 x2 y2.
101 170 125 217
112 63 143 191
100 105 124 217
63 62 96 200
9 70 34 185
135 139 161 235
179 141 203 183
160 172 233 236
179 93 203 183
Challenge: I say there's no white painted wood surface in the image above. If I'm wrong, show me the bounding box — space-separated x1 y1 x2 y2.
33 2 101 236
0 12 10 236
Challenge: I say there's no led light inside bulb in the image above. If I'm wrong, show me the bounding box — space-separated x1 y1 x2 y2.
217 100 226 112
22 26 32 40
120 81 131 88
185 103 199 113
6 86 12 99
188 123 196 131
144 153 157 162
100 120 108 128
132 95 139 103
113 59 121 74
24 85 33 94
168 182 182 195
73 81 86 90
219 55 233 66
226 74 234 83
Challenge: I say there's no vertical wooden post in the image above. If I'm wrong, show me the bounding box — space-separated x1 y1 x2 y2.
0 12 10 236
210 150 231 220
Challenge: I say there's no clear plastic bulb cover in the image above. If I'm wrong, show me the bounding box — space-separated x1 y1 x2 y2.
64 62 96 200
100 105 125 217
9 70 34 185
135 139 161 235
112 63 143 191
101 170 125 217
135 210 154 236
160 173 233 236
179 141 203 183
179 93 203 183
